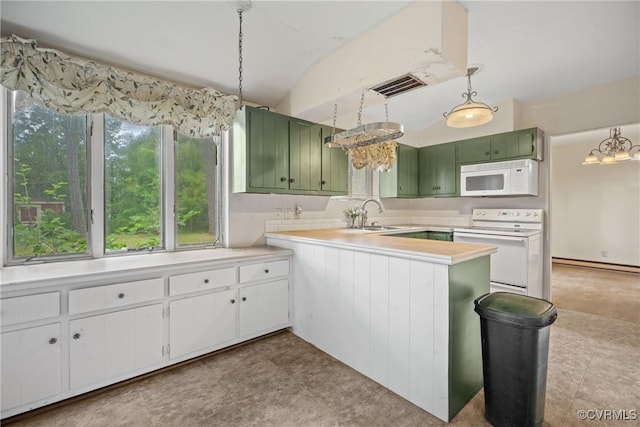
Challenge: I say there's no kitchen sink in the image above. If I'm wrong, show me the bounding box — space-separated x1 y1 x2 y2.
363 225 405 231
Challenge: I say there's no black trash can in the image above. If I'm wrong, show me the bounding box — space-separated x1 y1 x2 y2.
474 292 557 427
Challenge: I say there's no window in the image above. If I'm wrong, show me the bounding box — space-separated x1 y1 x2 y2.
175 133 219 247
4 90 223 265
104 116 162 252
9 93 89 260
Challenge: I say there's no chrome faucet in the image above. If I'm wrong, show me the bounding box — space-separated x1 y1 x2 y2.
359 198 384 228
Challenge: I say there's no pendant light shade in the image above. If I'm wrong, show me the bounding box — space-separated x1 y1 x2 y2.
444 67 498 128
445 101 495 128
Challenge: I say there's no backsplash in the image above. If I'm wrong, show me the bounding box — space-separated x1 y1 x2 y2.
265 210 471 233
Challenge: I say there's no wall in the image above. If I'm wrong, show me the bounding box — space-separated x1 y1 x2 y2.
550 125 640 266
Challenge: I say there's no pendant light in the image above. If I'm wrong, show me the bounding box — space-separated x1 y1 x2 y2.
443 67 498 128
582 127 640 165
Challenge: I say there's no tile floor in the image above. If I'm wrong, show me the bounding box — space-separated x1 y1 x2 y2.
5 264 639 427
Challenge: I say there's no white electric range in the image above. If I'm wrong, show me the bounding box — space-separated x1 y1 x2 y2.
453 209 543 298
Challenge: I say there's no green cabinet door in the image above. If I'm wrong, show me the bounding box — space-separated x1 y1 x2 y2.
515 128 537 158
456 136 491 164
419 143 457 196
491 128 538 160
289 119 322 192
398 144 419 196
489 133 511 160
321 126 348 194
247 107 289 190
379 143 418 198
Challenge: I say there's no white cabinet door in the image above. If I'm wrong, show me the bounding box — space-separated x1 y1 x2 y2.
1 323 61 412
169 288 236 359
69 304 163 390
238 279 289 338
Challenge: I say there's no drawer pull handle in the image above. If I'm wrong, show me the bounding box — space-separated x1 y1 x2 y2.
73 333 81 340
49 337 58 345
242 297 247 302
230 299 236 304
264 269 269 274
118 293 125 299
204 279 209 284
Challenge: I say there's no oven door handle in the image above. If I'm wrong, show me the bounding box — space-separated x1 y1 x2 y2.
454 232 526 243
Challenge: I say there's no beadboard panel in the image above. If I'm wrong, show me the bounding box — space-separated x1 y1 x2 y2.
279 238 452 421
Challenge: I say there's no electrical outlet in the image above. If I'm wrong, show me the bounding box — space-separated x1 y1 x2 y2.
602 250 608 258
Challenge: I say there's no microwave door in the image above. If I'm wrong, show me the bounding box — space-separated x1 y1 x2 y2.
462 170 510 196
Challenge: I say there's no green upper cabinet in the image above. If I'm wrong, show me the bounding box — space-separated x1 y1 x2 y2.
418 143 457 197
289 119 322 192
456 128 542 164
247 107 290 191
456 136 491 164
320 126 348 194
233 106 348 195
379 143 419 198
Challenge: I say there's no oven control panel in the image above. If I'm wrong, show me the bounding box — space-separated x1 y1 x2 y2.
472 209 543 223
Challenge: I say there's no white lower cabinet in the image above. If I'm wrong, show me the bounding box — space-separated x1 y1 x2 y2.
0 323 61 412
0 252 292 419
169 279 290 359
69 304 164 390
169 288 237 359
238 279 289 338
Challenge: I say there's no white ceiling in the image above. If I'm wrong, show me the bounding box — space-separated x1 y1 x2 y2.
1 1 639 131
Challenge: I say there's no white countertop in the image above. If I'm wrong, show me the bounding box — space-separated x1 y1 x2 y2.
266 228 495 265
0 247 292 289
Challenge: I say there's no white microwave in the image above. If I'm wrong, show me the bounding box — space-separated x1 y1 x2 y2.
460 159 539 196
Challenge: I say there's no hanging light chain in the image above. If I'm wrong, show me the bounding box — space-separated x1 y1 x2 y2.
331 103 338 135
237 8 244 109
385 103 389 122
357 91 365 125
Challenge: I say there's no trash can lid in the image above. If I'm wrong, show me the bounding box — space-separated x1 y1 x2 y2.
474 292 557 328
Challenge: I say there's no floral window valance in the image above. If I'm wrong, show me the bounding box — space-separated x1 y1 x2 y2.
0 35 238 137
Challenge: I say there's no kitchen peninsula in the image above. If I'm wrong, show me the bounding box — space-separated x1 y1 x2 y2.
265 229 496 422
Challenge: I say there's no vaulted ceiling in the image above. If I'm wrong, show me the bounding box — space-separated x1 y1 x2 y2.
2 1 639 131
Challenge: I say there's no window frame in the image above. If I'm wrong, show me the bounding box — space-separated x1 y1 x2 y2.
172 131 223 251
3 88 226 266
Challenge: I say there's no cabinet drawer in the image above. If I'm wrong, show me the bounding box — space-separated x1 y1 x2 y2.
69 278 164 315
0 292 60 326
239 259 289 283
169 267 236 296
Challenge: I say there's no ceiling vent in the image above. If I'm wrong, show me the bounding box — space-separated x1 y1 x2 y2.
370 74 428 98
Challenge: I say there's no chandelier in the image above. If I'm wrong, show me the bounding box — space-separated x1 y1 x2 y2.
582 127 640 165
443 67 498 128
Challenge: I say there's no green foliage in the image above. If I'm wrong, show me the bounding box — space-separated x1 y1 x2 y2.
11 103 217 257
12 103 88 258
13 178 87 257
